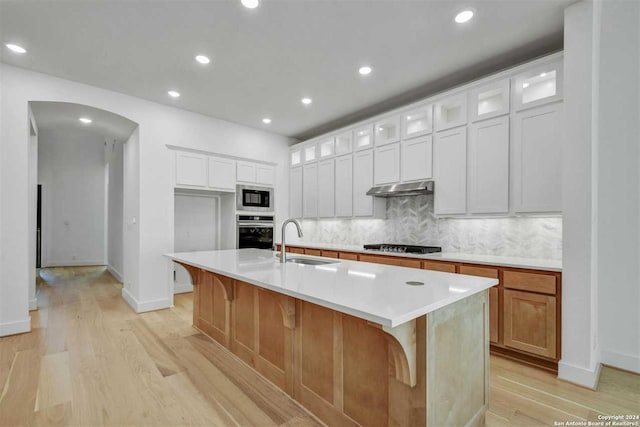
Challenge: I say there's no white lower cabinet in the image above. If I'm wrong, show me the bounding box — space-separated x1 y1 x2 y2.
353 150 375 217
303 163 318 218
176 151 208 187
434 127 467 215
318 159 335 218
374 143 400 185
208 156 236 191
401 135 432 182
468 116 510 214
335 154 353 217
513 103 563 213
289 167 303 218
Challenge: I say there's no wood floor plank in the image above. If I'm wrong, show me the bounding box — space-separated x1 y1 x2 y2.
0 348 41 426
130 318 186 377
35 351 73 411
32 401 72 427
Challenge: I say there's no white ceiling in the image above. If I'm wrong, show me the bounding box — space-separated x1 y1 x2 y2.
30 101 138 142
2 0 573 139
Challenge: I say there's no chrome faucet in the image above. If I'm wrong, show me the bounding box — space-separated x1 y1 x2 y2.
280 218 303 263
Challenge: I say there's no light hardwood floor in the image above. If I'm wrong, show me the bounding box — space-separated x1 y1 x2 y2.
0 267 638 426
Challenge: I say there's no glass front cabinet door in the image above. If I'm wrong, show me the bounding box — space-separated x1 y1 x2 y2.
513 60 563 111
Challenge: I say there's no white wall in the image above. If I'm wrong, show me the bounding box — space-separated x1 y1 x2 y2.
560 0 600 388
106 139 124 281
38 128 107 267
28 109 38 311
596 0 640 374
0 63 294 334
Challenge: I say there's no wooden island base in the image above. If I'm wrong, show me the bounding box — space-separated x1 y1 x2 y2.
178 263 489 427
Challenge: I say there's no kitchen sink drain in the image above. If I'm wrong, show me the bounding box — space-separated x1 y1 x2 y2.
405 281 424 286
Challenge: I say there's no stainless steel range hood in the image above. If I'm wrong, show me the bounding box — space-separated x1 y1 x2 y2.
366 180 434 197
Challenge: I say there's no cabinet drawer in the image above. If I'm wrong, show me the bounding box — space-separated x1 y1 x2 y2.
504 271 556 295
339 252 359 261
459 265 498 279
304 249 322 257
289 247 305 254
422 261 457 273
359 254 421 269
321 250 339 259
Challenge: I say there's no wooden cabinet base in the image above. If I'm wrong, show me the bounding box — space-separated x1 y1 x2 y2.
182 267 489 427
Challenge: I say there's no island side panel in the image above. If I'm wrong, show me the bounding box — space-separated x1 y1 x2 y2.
230 279 295 395
194 271 232 349
426 290 489 427
294 299 427 427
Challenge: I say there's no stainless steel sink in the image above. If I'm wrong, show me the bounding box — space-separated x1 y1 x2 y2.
286 257 339 266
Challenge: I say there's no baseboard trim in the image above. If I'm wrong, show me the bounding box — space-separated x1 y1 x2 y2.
558 359 602 389
601 350 640 374
0 318 31 337
174 282 194 294
121 288 171 313
44 260 106 267
29 298 38 311
107 265 123 283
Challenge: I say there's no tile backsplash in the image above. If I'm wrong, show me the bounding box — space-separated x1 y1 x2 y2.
289 195 562 260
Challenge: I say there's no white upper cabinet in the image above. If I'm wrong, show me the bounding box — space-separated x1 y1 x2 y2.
401 135 433 182
236 160 257 183
374 143 400 185
237 161 274 185
256 164 275 186
401 104 433 139
290 147 302 167
289 167 303 218
318 137 335 159
435 93 468 132
513 60 563 111
335 131 353 156
302 163 318 218
208 156 236 190
176 151 208 187
434 127 467 215
353 150 375 217
374 116 401 146
353 124 374 151
303 143 318 163
513 103 563 213
317 159 335 218
335 154 353 217
468 116 509 214
470 79 510 122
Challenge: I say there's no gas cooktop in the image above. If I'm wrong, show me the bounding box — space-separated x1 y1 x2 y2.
363 244 442 254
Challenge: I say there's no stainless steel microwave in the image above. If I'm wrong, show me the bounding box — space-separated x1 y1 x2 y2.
236 185 274 212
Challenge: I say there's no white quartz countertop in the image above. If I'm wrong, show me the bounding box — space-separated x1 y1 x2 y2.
165 249 498 328
279 242 562 272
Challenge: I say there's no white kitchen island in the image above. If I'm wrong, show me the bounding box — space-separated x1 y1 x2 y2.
165 249 497 427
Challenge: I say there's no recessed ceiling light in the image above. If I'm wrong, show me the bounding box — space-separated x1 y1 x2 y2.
262 118 272 124
168 90 181 98
301 97 312 105
523 82 530 89
359 66 372 76
241 0 259 9
5 43 26 54
79 117 92 124
195 55 210 64
540 72 547 78
454 9 474 24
